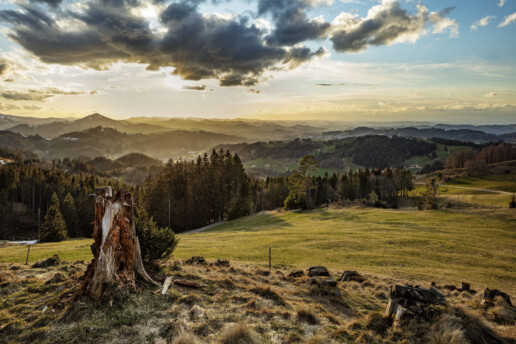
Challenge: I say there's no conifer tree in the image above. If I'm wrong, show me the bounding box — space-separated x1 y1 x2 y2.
40 192 68 242
61 192 78 237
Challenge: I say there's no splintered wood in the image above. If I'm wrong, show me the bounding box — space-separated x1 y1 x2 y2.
80 187 157 299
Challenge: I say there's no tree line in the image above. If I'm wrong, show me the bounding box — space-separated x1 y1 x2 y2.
445 142 516 169
252 156 413 211
1 149 413 240
0 160 126 240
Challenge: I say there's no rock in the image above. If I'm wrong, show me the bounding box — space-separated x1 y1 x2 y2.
289 270 304 278
308 266 330 278
214 259 230 267
32 255 60 268
340 270 365 283
443 284 456 291
9 265 21 271
482 288 512 306
185 256 206 265
460 282 470 292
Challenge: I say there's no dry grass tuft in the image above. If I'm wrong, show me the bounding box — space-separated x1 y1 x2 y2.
304 334 327 344
173 333 200 344
249 286 285 305
296 307 319 325
255 268 271 277
219 323 259 344
487 298 516 325
364 312 391 335
426 314 468 344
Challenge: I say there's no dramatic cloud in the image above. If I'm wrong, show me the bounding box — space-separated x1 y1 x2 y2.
258 0 330 45
330 1 458 52
498 12 516 27
471 16 496 31
1 87 91 102
0 0 324 87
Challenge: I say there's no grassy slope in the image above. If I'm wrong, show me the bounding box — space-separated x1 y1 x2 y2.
411 174 515 207
2 208 515 295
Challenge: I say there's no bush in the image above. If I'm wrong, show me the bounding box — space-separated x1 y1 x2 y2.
135 207 179 264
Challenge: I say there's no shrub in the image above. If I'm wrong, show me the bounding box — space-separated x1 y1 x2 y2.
219 323 259 344
135 207 179 264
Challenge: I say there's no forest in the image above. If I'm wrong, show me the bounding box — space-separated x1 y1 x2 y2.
0 146 415 239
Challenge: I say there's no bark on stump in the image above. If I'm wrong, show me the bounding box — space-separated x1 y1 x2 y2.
80 187 157 299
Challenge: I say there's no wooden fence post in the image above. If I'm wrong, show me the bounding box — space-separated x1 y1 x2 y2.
269 246 271 270
25 245 31 265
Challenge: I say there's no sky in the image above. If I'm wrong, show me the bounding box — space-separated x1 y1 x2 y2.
0 0 515 124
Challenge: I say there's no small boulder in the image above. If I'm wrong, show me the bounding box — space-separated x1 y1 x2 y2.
32 255 60 268
308 266 330 278
340 270 365 283
443 284 456 291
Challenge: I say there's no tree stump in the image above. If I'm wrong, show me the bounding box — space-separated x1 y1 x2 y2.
80 187 157 299
385 285 446 326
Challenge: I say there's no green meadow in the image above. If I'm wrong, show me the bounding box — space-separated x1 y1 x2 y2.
2 207 515 295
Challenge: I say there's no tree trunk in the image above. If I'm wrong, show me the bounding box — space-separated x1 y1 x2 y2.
80 187 157 299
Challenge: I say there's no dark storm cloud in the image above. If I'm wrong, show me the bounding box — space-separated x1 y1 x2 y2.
0 0 457 86
258 0 330 45
0 0 324 86
330 1 457 52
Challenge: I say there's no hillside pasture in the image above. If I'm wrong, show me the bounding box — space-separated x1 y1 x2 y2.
2 207 515 295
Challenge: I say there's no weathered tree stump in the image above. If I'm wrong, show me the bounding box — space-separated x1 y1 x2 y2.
80 187 157 299
385 285 446 326
482 288 512 306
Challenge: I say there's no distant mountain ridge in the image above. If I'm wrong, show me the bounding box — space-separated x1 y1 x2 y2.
0 126 245 160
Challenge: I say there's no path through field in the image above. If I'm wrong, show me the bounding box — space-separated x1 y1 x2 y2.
414 182 513 194
181 221 227 234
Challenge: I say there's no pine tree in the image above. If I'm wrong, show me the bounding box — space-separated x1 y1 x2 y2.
61 192 77 237
40 192 68 242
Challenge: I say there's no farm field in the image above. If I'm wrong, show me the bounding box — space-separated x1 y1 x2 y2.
2 207 515 295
